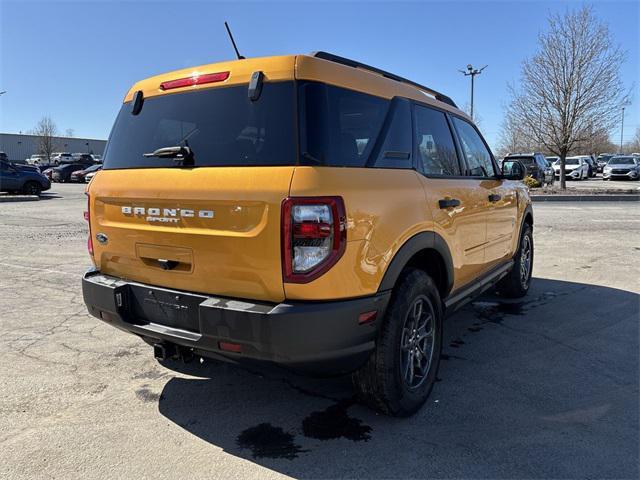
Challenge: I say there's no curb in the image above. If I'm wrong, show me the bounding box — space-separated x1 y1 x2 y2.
532 194 640 202
0 195 40 203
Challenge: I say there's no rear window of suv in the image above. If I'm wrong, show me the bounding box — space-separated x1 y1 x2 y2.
103 82 297 169
505 156 535 165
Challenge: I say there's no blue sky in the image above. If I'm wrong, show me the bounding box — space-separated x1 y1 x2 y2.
1 0 638 150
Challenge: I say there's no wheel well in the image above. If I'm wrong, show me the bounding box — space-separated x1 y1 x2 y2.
524 212 533 227
404 249 448 299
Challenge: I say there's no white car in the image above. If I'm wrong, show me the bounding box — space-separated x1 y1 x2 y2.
603 156 640 181
84 170 100 183
50 152 73 166
25 154 48 165
553 156 589 180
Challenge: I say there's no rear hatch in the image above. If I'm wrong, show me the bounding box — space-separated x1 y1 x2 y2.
89 72 297 303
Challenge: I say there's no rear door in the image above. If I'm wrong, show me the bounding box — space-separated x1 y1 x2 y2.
89 81 298 303
412 104 488 290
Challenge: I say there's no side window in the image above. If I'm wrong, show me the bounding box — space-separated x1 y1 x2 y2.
413 105 461 176
370 98 412 169
452 116 495 177
300 82 389 167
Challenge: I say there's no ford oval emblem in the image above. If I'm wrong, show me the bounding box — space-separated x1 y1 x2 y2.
96 233 108 245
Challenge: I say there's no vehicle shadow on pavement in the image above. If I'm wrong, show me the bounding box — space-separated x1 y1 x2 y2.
156 277 639 479
39 193 64 200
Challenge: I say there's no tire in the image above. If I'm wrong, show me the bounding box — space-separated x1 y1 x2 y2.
23 181 42 196
352 269 442 417
497 222 533 298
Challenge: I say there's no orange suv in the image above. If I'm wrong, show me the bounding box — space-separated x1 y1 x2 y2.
82 52 532 416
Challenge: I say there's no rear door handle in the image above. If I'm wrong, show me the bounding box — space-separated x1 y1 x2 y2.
488 194 501 203
438 198 461 209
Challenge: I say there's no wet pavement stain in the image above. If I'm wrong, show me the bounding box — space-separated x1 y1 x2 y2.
302 399 372 442
236 423 307 460
467 326 483 332
449 338 466 348
472 300 527 324
472 290 567 325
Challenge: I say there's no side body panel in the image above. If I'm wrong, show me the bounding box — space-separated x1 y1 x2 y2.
285 167 430 300
417 177 489 291
483 179 519 266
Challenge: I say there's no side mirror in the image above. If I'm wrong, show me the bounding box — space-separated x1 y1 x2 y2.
501 160 525 180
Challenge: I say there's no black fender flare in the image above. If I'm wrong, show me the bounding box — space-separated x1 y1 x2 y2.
510 203 534 260
378 231 454 296
519 203 534 241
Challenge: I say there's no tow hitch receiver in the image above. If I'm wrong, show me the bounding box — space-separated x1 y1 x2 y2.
153 342 176 361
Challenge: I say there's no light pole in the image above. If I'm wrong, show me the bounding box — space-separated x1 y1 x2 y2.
459 64 487 120
619 107 625 153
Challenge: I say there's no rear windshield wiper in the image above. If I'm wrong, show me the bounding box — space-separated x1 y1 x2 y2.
143 146 194 166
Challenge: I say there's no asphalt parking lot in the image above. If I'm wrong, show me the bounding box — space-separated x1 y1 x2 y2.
1 183 638 479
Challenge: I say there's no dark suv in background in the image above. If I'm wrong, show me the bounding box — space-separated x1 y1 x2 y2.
0 158 51 195
503 152 553 185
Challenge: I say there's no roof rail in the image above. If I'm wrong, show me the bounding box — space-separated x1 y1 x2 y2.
310 51 458 109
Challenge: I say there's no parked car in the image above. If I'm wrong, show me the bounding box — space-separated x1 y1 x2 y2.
42 167 54 180
71 153 98 164
25 154 49 165
82 51 534 417
503 152 551 185
0 159 51 195
596 154 614 173
52 163 91 182
541 157 555 185
50 152 74 166
84 170 100 183
553 156 589 180
583 156 597 177
603 156 640 181
70 164 102 182
90 154 102 163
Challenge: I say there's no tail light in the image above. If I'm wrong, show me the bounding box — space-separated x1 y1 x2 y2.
84 192 93 257
281 197 346 283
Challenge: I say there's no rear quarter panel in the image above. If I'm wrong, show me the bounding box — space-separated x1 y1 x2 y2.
286 167 431 300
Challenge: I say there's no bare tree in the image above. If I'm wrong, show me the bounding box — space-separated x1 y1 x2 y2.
497 110 537 158
65 128 75 138
625 127 640 153
505 6 629 189
582 125 617 157
31 116 59 161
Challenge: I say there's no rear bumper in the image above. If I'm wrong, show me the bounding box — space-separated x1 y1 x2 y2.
82 269 390 375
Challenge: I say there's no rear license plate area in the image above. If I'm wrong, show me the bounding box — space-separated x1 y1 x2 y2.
128 284 204 333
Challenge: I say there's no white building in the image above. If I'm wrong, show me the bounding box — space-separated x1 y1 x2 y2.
0 133 107 163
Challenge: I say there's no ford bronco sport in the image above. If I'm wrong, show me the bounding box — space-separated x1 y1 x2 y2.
82 52 532 416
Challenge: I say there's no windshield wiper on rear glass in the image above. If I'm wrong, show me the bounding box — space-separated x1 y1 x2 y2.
143 146 194 166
